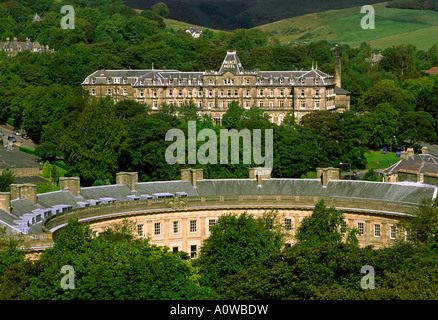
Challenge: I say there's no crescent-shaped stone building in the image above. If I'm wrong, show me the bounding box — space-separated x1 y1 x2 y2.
1 167 435 255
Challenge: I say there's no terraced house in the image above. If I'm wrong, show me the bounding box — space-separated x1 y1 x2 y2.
81 47 350 124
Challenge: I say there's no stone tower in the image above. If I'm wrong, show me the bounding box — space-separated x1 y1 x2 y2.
334 45 341 88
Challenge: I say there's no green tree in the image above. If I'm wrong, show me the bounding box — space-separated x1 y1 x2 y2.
23 219 212 299
295 199 352 245
398 197 438 245
151 2 169 18
0 168 15 192
363 103 399 147
359 79 414 113
398 111 437 144
221 101 244 129
60 97 129 185
196 212 284 293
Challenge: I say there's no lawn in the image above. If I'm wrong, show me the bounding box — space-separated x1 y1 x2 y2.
255 2 438 50
365 150 400 170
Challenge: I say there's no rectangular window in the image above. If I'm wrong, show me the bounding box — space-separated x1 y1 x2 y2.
91 88 96 96
300 101 305 110
284 218 292 231
154 222 161 235
390 226 396 239
106 88 111 95
357 222 364 236
137 224 144 237
172 247 179 253
374 224 381 237
190 220 197 233
172 221 179 234
259 101 264 108
208 219 216 231
246 90 250 97
190 245 197 258
314 101 320 110
279 100 284 108
340 220 347 234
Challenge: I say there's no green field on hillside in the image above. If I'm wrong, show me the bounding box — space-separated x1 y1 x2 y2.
255 2 438 50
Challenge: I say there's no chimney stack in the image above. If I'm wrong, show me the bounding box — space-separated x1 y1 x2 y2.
0 192 11 214
334 45 341 88
10 184 37 203
59 177 81 195
316 167 340 187
249 167 272 186
181 168 203 188
116 172 138 191
407 147 414 160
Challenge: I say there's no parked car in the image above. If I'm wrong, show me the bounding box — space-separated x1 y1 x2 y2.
13 130 21 136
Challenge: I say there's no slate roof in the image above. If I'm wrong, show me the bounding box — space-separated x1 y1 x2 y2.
382 154 438 175
2 172 437 235
81 52 336 87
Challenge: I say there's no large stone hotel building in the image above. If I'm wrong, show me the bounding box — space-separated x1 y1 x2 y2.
81 46 350 124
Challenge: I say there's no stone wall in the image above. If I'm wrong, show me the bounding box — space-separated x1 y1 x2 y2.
0 167 40 178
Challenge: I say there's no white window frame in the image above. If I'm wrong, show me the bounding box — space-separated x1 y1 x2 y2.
154 222 161 235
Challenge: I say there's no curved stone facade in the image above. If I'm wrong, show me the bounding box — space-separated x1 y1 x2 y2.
2 167 435 252
44 193 418 251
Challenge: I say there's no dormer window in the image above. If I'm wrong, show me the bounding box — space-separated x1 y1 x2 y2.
169 77 173 84
114 78 120 84
279 77 284 84
91 77 96 84
107 77 112 84
209 78 214 85
178 78 182 85
315 77 320 84
258 78 263 84
122 77 127 84
139 79 144 85
300 78 305 85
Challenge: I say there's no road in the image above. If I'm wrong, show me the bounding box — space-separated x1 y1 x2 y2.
0 124 36 150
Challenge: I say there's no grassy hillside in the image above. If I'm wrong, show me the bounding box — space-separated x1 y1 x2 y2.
124 0 384 30
255 2 438 50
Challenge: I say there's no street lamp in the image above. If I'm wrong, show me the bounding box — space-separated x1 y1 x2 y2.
339 162 352 180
